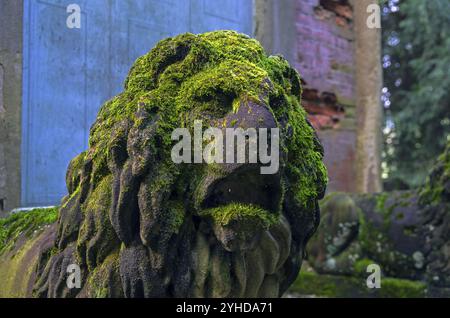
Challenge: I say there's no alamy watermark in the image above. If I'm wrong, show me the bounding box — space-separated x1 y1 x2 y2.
66 264 81 289
366 263 381 289
66 4 81 29
171 120 279 175
366 4 381 29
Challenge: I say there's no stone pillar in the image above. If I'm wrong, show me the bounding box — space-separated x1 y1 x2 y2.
0 0 23 215
253 0 296 64
354 0 382 193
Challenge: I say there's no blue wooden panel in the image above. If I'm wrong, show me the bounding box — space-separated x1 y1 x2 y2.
23 0 87 206
190 0 253 35
109 0 191 96
22 0 253 206
22 0 113 206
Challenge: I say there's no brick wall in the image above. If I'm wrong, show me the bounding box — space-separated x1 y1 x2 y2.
295 0 357 192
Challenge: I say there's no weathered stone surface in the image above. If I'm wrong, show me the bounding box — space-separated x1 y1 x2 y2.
418 141 450 288
0 31 327 298
306 141 450 297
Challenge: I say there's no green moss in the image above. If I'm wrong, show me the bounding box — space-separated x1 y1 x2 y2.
166 201 185 234
353 258 375 276
92 177 114 210
379 278 427 298
282 92 328 208
375 192 388 214
199 203 278 228
0 236 43 297
0 207 58 255
66 151 86 192
87 252 121 298
358 210 415 277
403 225 416 236
290 271 339 297
83 174 112 213
419 140 450 206
289 271 427 298
93 287 109 298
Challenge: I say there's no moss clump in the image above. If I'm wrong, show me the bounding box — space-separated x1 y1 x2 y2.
283 87 328 208
86 251 122 298
0 207 58 255
66 151 86 193
166 201 186 234
290 271 340 297
200 203 278 228
289 271 427 298
353 258 376 276
379 278 427 298
375 192 388 214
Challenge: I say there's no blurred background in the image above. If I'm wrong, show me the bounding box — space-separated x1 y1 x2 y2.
381 0 449 190
0 0 448 213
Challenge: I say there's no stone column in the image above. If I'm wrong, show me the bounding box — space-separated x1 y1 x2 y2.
253 0 296 64
0 0 23 215
354 0 383 193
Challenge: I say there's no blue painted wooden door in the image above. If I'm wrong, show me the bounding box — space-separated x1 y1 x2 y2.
22 0 253 207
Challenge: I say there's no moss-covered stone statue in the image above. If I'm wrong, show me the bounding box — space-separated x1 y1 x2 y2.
301 141 450 297
0 31 327 297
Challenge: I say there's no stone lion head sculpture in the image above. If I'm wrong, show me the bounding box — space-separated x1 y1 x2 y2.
31 31 327 297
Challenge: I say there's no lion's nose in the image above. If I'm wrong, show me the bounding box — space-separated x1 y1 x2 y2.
218 98 278 166
221 98 277 129
211 98 279 173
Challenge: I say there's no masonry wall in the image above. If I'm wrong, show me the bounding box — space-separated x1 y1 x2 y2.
0 0 23 216
295 0 357 192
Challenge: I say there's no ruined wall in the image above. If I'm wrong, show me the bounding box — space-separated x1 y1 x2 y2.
295 0 357 192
